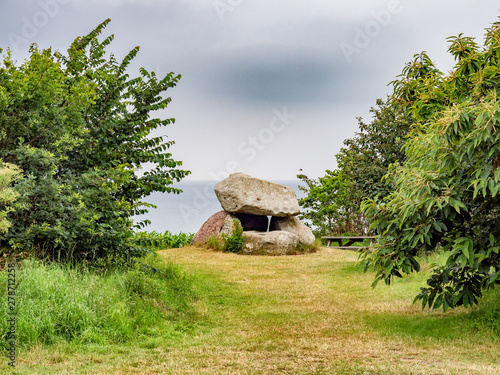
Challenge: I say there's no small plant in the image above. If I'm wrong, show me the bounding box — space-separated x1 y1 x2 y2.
205 235 224 251
289 238 321 255
220 221 245 253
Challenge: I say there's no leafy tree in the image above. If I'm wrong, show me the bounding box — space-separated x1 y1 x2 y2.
362 20 500 310
0 19 189 260
337 99 413 207
298 98 412 235
298 169 365 236
0 162 19 233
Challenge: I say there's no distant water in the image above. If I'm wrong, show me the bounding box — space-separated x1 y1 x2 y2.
134 180 306 234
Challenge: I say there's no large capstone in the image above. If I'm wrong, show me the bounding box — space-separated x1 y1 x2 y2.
241 230 300 255
269 216 315 246
214 173 300 217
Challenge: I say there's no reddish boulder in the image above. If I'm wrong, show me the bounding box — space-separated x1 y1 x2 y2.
191 211 229 245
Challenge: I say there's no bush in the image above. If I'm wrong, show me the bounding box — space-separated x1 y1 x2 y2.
0 161 20 234
221 221 245 253
133 231 194 250
0 19 189 261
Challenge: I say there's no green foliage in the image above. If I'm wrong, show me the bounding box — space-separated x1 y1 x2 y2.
298 169 365 236
362 18 500 310
132 230 194 250
289 238 321 255
0 256 199 349
0 19 189 260
221 221 245 253
469 288 500 334
298 98 412 235
205 235 225 251
337 99 414 205
0 161 20 233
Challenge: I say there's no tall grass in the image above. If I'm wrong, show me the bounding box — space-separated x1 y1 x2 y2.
0 254 201 351
469 287 500 334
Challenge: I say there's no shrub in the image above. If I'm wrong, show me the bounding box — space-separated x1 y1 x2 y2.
0 161 20 234
133 231 194 250
205 222 246 253
221 221 245 253
0 19 189 261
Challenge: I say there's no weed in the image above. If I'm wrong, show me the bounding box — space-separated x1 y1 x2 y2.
220 221 245 253
206 235 224 251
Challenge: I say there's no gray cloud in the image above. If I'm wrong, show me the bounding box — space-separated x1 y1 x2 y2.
1 0 500 181
204 46 336 105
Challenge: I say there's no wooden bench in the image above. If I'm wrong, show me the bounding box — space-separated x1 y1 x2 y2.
321 236 376 252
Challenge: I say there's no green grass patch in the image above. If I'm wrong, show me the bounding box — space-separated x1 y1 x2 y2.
468 287 500 334
0 254 202 352
353 250 500 343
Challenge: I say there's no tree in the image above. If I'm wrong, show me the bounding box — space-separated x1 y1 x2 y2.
0 19 190 260
298 169 365 236
362 20 500 310
337 98 413 207
298 98 412 235
0 162 19 234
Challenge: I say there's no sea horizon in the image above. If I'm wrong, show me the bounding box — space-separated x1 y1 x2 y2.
134 179 306 234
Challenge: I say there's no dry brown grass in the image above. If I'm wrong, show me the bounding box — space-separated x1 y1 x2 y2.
144 246 499 375
3 246 499 374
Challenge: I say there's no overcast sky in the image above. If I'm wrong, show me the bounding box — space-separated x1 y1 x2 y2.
1 0 499 182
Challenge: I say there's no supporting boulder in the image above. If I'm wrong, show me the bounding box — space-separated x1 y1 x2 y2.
241 230 300 255
269 216 315 246
191 211 241 245
220 213 241 236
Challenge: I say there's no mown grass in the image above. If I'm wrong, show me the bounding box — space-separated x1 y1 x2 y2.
0 246 499 374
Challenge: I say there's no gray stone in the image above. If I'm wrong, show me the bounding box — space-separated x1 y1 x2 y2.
269 216 315 246
220 213 241 236
214 173 300 217
241 230 300 255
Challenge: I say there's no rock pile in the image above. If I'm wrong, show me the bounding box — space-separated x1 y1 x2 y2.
192 173 315 255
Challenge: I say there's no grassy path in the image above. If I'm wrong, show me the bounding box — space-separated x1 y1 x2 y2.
5 246 499 374
151 246 499 375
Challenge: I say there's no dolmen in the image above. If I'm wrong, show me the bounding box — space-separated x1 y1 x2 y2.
192 173 315 255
